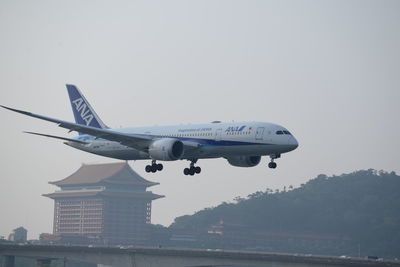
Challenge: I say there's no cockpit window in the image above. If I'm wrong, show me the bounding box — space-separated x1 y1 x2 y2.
276 130 292 135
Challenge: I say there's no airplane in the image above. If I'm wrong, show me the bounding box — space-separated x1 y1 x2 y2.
1 84 298 175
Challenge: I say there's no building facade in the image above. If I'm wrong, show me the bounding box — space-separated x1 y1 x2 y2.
8 227 27 243
43 162 163 245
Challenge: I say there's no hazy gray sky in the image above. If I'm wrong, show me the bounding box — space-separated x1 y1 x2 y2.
1 0 399 239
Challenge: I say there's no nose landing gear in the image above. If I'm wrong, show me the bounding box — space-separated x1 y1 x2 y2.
268 154 280 169
145 160 163 173
184 160 201 176
268 161 277 169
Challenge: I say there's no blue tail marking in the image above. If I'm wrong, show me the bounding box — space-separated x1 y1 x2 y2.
66 84 107 131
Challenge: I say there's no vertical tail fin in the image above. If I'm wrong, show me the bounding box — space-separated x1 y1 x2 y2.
66 84 108 131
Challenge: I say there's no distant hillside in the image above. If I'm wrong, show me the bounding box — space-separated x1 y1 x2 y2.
171 170 400 257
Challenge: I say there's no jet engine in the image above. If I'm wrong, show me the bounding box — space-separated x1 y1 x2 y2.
148 138 184 161
226 155 261 167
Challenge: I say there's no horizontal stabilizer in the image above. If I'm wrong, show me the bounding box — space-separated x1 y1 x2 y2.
24 131 88 144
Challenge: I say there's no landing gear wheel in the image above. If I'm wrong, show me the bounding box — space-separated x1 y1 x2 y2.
268 162 277 169
157 164 163 171
195 166 201 174
183 168 190 175
145 165 152 173
183 159 201 176
151 165 157 172
145 161 164 173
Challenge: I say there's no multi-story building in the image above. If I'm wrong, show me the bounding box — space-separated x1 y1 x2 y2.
43 162 163 245
8 227 27 243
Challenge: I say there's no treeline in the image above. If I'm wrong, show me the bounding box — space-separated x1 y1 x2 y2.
171 170 400 258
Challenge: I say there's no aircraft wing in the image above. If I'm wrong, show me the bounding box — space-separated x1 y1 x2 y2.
1 105 153 151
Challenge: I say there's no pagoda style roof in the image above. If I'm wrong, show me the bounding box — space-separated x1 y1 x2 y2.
49 162 158 187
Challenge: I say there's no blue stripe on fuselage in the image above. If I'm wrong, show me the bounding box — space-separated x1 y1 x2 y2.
75 134 271 147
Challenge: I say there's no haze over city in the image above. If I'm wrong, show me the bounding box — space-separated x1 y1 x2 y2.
0 0 399 240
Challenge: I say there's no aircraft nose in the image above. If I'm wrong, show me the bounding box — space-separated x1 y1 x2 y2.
289 136 299 151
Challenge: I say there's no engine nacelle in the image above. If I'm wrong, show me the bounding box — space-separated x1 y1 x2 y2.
148 138 184 161
226 155 261 167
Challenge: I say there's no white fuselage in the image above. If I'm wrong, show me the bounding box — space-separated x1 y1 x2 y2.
66 121 298 161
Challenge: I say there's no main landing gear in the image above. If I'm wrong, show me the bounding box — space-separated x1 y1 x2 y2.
145 160 163 173
268 154 280 169
183 160 201 176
